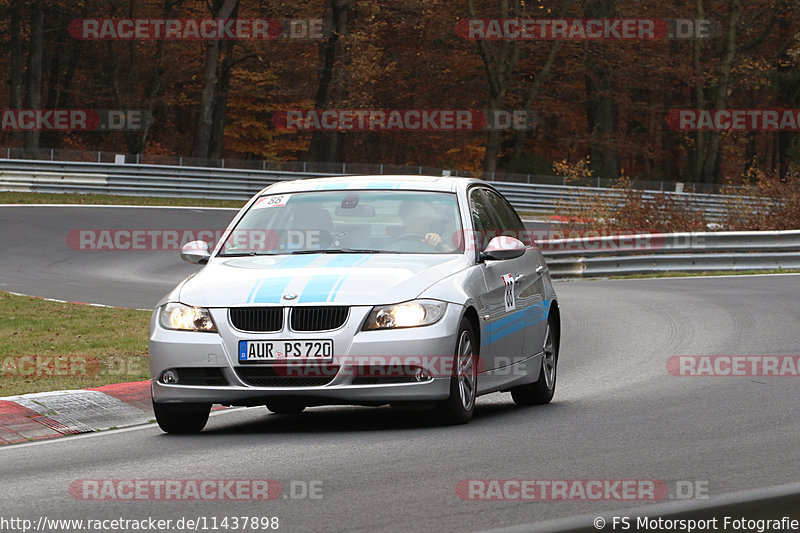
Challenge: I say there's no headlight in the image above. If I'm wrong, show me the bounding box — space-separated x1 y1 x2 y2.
159 303 217 332
363 300 446 330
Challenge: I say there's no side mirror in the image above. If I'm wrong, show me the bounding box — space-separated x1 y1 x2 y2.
480 236 526 261
180 240 211 264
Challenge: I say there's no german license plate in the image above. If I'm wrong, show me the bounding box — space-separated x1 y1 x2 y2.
238 340 333 363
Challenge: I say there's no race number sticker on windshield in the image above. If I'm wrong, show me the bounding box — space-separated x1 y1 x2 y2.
501 273 515 312
253 194 291 209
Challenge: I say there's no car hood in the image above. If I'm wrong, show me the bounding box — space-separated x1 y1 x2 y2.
177 253 471 307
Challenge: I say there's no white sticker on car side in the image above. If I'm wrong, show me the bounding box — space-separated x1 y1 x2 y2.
501 273 515 312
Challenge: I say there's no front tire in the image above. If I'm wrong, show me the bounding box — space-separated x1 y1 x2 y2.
266 400 306 414
152 401 211 434
511 314 558 406
430 317 478 425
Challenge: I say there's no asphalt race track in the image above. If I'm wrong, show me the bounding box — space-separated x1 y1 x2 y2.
0 205 553 309
1 205 799 532
0 205 237 309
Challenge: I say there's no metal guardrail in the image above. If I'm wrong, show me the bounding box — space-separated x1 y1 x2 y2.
2 146 735 193
541 230 800 277
0 159 328 201
0 158 754 222
494 181 763 222
1 159 791 278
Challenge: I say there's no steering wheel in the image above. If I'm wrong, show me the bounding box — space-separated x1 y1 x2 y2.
393 232 428 242
392 233 437 251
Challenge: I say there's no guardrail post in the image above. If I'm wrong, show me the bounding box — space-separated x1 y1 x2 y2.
97 151 101 162
50 149 54 161
342 163 346 174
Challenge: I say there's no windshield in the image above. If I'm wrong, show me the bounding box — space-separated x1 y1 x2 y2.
218 189 463 255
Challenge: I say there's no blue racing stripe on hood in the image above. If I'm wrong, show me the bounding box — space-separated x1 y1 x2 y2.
250 274 294 304
246 254 319 303
296 254 370 303
247 253 372 304
297 274 342 303
276 254 319 269
326 255 370 302
323 254 369 268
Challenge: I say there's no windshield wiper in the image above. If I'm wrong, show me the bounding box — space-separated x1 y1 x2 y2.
218 251 278 257
290 248 365 254
345 249 400 254
290 248 401 254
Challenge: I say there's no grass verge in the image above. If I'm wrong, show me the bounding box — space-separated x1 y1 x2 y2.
0 191 244 208
0 291 150 397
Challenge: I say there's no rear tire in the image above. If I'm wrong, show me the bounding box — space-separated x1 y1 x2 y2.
511 314 558 406
152 401 211 434
430 317 478 425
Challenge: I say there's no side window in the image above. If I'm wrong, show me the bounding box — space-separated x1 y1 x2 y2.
469 188 497 251
483 189 531 246
469 189 493 232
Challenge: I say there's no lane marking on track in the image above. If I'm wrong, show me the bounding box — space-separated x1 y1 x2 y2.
0 407 247 451
4 291 150 311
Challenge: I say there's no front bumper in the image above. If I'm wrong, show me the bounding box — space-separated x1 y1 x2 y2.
149 303 463 405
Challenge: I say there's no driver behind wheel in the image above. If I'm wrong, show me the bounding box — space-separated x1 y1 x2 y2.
392 199 456 252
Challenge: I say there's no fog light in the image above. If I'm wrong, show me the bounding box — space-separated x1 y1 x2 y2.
414 368 431 382
161 370 179 384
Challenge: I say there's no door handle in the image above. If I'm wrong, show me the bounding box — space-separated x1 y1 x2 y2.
535 265 546 275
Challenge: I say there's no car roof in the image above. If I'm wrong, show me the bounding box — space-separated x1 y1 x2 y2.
260 175 485 195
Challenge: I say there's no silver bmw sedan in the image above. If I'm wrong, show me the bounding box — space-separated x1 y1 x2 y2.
149 175 560 433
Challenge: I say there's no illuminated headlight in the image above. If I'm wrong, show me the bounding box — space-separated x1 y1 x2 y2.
363 300 446 330
159 303 217 332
